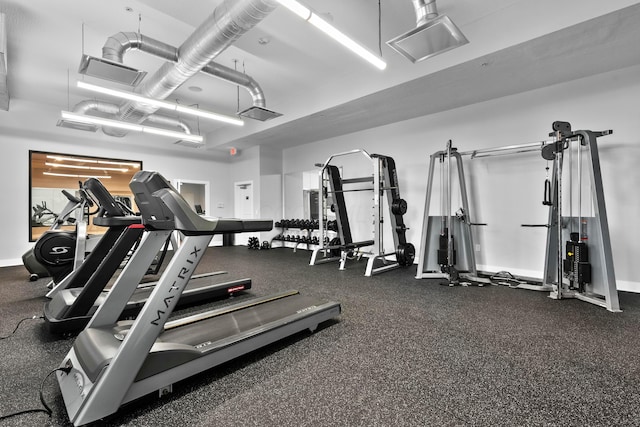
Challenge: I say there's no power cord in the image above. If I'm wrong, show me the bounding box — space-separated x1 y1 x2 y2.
0 366 72 422
0 315 44 340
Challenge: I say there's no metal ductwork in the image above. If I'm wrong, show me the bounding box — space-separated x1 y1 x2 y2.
387 0 468 63
57 99 195 135
103 0 278 137
97 31 281 121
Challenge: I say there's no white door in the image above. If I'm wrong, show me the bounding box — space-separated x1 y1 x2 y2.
234 181 255 245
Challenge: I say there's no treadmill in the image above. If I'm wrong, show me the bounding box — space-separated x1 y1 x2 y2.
44 178 251 334
56 171 341 426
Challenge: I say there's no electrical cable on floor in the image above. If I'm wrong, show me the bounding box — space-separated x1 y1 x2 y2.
0 315 43 340
0 366 71 422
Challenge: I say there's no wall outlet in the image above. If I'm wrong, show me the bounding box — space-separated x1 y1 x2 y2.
475 244 481 252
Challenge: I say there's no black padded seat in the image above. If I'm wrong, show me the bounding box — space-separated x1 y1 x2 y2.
327 240 374 250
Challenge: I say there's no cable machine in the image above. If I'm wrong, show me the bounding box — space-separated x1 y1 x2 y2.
310 149 415 276
416 122 620 312
537 121 619 311
415 140 487 285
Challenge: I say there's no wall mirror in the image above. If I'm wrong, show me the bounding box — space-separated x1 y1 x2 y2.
29 150 142 241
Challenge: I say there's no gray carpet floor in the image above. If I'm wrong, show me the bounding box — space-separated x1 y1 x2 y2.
1 245 640 426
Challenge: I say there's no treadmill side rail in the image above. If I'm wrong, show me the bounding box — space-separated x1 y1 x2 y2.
58 295 341 426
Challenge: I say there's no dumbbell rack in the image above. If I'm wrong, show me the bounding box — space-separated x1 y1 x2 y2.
271 219 331 252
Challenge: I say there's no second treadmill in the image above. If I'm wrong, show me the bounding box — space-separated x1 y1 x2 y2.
44 178 252 334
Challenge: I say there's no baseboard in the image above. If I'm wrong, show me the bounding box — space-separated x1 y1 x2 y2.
616 280 640 294
0 258 23 268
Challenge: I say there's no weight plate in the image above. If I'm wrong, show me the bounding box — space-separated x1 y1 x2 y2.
391 198 407 215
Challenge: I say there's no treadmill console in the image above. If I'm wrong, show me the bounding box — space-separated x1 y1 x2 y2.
129 171 176 230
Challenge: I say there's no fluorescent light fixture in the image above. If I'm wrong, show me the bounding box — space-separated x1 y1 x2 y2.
46 155 140 167
45 162 128 172
60 111 204 143
277 0 311 19
76 81 244 126
276 0 386 70
44 172 111 179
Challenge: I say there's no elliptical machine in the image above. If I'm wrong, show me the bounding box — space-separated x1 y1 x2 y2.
23 182 99 283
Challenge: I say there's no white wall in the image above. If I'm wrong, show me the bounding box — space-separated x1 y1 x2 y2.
0 134 232 266
283 64 640 292
228 145 283 243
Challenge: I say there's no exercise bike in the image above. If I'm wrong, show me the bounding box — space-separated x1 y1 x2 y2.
23 182 99 283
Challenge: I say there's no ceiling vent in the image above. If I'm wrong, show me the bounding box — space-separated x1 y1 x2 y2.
239 106 282 121
78 54 147 86
56 119 99 132
174 139 204 149
0 13 8 110
387 0 468 63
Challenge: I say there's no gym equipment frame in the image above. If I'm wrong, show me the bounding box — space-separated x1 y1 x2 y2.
310 149 414 276
23 184 99 283
415 140 487 285
56 171 341 426
416 122 620 312
536 121 620 312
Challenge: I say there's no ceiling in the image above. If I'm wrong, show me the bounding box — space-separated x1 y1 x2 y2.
1 0 639 159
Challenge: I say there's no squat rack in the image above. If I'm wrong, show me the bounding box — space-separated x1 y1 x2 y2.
310 149 414 276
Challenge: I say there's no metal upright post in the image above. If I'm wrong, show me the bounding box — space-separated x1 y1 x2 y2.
446 141 453 279
416 153 438 278
556 145 564 299
578 130 620 311
373 156 382 256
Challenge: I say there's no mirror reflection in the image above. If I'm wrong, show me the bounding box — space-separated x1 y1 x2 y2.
29 151 142 241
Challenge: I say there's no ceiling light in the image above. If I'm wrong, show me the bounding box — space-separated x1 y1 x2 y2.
46 155 140 167
276 0 386 70
45 162 128 172
60 111 204 143
44 172 111 179
77 81 244 126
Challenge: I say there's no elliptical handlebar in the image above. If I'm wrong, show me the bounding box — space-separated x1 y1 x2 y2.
83 178 128 218
61 189 82 205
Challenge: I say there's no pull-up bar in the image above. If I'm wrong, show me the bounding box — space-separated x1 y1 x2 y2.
458 141 548 159
320 149 373 169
